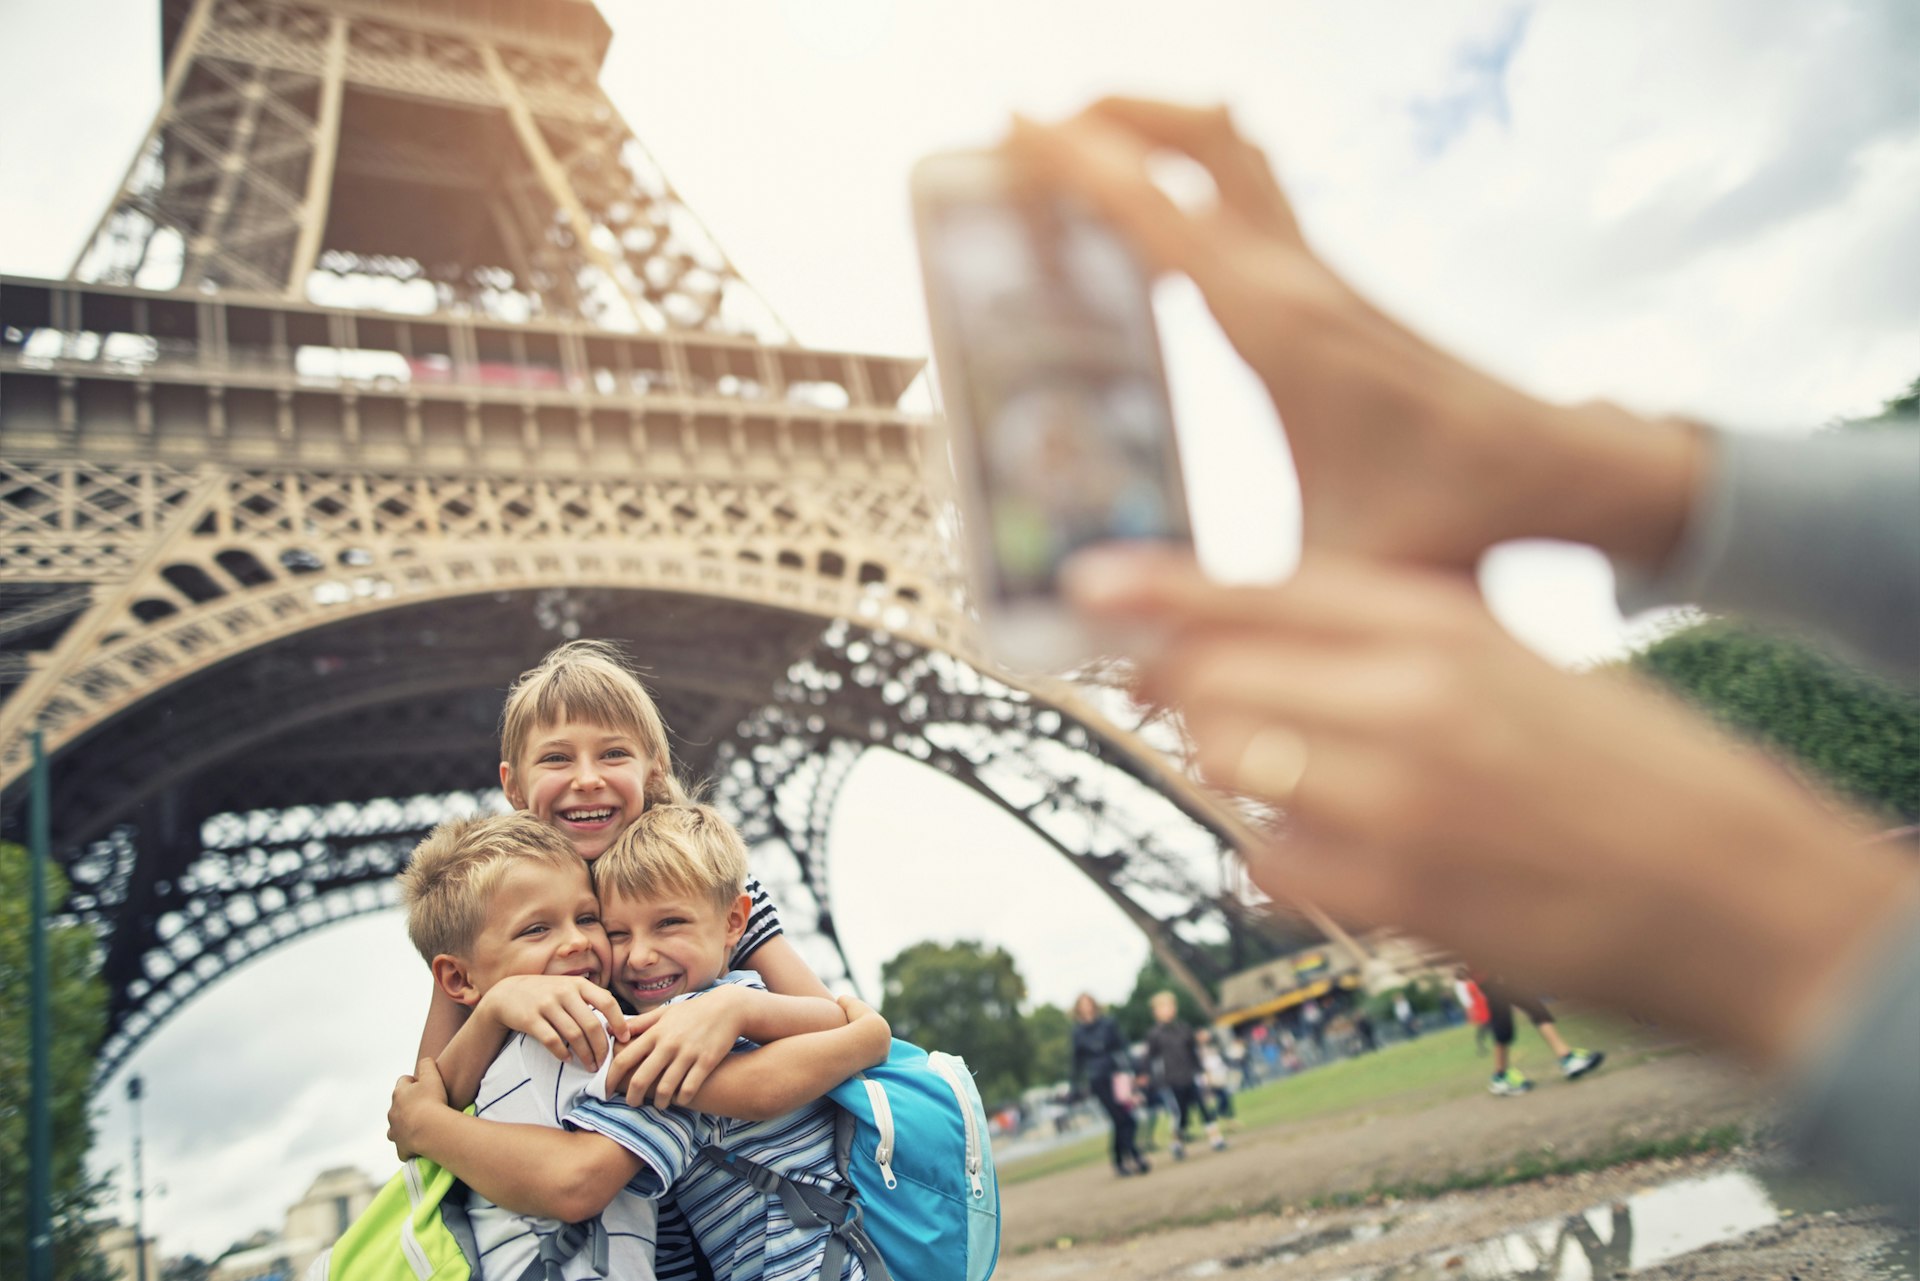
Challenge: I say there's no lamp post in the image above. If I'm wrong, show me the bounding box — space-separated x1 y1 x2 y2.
127 1074 149 1281
28 729 53 1281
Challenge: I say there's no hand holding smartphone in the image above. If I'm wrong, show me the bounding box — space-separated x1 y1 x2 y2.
911 149 1194 673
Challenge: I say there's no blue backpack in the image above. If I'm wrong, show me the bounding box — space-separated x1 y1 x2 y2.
697 1039 1000 1280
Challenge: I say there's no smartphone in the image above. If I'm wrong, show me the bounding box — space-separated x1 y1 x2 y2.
911 149 1194 672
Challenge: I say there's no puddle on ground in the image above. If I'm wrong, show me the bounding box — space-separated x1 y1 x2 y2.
1185 1166 1917 1279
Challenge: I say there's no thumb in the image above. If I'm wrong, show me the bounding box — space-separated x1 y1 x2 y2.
416 1056 442 1081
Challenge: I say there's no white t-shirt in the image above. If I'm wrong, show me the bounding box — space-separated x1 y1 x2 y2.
470 1012 659 1278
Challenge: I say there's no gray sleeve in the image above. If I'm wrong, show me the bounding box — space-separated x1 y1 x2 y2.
1784 910 1920 1225
1613 427 1920 679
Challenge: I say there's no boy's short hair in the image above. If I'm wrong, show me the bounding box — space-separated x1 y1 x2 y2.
595 803 747 912
398 812 581 963
500 639 687 804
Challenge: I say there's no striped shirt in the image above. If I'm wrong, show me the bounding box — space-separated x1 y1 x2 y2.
469 1012 658 1278
734 876 783 969
569 972 865 1281
652 877 785 1280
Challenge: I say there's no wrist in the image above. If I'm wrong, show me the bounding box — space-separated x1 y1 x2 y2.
1523 402 1702 565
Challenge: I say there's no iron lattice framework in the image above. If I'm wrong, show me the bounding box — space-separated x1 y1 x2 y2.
0 0 1305 1078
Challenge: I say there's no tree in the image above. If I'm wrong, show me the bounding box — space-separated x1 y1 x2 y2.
1632 620 1920 822
1022 1003 1074 1089
1 842 112 1281
879 941 1033 1108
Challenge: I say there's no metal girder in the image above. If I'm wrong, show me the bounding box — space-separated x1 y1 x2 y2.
5 0 1316 1082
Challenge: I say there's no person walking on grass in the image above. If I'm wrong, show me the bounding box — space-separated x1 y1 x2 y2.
1144 992 1227 1158
1071 993 1151 1177
1481 979 1605 1096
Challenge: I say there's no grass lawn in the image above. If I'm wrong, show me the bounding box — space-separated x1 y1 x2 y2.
998 1012 1652 1186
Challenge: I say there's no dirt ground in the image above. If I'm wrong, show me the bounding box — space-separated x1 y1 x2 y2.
992 1052 1915 1279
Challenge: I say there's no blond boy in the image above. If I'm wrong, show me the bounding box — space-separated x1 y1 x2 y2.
396 812 658 1279
397 806 874 1279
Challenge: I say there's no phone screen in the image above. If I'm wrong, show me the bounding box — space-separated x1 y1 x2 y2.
922 188 1191 609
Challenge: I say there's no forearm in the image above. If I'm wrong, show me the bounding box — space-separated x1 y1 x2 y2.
729 987 847 1043
436 1005 510 1109
417 983 470 1062
407 1110 638 1223
688 1007 890 1121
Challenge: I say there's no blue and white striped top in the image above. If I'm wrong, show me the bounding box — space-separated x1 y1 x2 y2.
569 971 866 1281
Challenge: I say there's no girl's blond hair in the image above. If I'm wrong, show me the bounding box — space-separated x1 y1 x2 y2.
499 639 688 807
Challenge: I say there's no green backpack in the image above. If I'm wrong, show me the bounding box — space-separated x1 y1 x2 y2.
317 1156 607 1281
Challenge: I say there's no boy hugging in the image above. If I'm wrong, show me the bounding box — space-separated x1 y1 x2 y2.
389 803 880 1280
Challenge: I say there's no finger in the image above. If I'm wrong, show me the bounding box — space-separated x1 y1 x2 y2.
1066 546 1480 646
623 1043 665 1108
1006 113 1221 282
533 1025 570 1063
604 1039 638 1096
652 1056 691 1110
585 986 629 1042
1083 97 1301 242
627 1060 663 1109
674 1059 713 1109
558 995 605 1069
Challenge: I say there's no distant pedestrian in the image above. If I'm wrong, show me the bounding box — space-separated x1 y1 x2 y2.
1144 992 1227 1158
1301 999 1327 1061
1225 1028 1256 1088
1479 976 1605 1096
1394 991 1420 1040
1070 993 1151 1177
1454 966 1492 1055
1196 1027 1236 1119
1352 1008 1378 1053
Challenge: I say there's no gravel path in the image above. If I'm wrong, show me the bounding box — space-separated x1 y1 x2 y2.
991 1051 1915 1278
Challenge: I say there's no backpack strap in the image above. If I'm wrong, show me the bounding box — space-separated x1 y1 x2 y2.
512 1215 609 1281
440 1181 482 1274
695 1144 892 1280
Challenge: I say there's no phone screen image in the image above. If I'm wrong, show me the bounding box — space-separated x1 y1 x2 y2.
923 191 1190 610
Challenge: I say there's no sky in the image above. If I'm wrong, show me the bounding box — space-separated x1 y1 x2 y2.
2 0 1917 1259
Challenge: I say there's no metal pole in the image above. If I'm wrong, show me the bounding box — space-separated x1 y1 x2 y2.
128 1075 149 1281
28 729 53 1281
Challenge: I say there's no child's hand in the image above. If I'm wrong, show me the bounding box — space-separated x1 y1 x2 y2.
835 994 877 1024
479 974 629 1070
388 1057 448 1161
607 986 747 1108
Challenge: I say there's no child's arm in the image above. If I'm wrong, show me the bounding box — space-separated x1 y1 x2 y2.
612 980 848 1109
674 994 890 1120
434 976 630 1109
389 1059 642 1224
416 983 470 1062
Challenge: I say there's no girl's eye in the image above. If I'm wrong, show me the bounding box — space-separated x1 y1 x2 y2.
603 747 631 760
520 924 548 937
604 930 630 944
539 753 567 765
658 917 686 929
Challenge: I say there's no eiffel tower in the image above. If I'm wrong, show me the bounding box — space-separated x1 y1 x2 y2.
0 0 1303 1077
